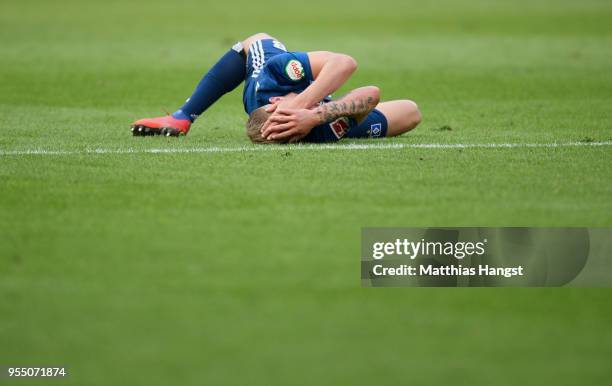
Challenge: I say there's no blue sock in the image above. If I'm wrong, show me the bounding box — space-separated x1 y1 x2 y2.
173 46 246 122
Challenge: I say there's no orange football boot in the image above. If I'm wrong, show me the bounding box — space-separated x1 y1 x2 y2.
131 115 192 137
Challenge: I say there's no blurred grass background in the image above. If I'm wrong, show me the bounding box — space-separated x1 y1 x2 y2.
1 0 611 385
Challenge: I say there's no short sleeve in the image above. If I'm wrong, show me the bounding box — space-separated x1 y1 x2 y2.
266 52 313 84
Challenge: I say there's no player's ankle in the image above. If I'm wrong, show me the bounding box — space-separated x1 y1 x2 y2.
171 109 194 122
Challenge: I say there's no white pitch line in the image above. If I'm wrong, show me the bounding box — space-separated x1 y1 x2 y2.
0 141 611 156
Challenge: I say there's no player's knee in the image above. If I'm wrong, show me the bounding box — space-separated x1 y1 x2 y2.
400 100 421 132
242 33 274 54
245 32 272 43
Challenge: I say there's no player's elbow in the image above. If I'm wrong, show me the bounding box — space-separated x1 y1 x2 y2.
345 55 358 73
336 54 358 74
363 86 380 106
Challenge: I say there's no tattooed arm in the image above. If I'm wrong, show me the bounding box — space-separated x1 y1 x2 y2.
261 51 358 134
314 86 380 125
262 86 380 142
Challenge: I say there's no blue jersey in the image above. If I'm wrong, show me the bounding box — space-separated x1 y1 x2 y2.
243 39 388 142
243 39 314 114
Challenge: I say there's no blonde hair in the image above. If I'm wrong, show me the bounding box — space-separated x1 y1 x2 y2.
245 107 283 144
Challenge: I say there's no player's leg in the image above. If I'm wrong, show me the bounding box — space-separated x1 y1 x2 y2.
374 100 421 137
242 33 276 55
172 32 283 122
131 33 272 137
241 33 287 84
344 99 420 139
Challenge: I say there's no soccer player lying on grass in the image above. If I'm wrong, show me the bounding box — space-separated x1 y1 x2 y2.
131 33 421 143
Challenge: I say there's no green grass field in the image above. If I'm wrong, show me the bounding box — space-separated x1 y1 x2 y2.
1 0 612 384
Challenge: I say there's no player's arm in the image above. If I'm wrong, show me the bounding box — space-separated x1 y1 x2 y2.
290 51 358 108
262 86 380 142
261 51 360 139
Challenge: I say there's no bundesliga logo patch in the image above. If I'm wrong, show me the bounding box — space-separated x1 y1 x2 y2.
285 60 305 81
330 117 350 139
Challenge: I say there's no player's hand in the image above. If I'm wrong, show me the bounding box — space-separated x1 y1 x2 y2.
265 104 278 114
264 97 284 114
260 99 291 134
261 108 319 142
261 96 320 136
